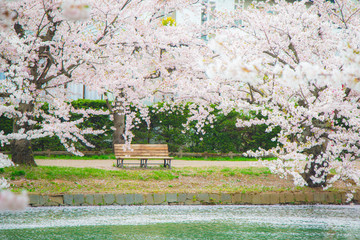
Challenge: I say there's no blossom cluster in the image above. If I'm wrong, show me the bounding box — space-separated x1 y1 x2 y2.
62 0 91 21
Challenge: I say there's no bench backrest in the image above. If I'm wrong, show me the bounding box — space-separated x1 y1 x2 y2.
114 144 169 157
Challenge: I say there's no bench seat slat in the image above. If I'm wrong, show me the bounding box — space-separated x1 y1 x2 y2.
115 150 169 153
116 155 169 157
114 148 168 151
114 144 168 148
115 152 170 155
118 155 170 157
118 157 173 159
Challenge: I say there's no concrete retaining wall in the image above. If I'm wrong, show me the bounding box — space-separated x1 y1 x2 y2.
28 191 360 207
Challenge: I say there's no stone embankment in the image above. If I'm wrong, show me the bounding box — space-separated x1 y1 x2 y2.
29 191 359 207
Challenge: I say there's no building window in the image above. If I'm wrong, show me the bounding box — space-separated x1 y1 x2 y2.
234 0 245 11
201 0 216 24
234 0 245 26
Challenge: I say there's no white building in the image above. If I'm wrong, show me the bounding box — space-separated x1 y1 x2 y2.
176 0 247 25
67 83 103 100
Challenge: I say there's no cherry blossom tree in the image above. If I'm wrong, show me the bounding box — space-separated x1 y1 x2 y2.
0 0 204 165
202 0 360 188
81 1 207 146
0 0 105 166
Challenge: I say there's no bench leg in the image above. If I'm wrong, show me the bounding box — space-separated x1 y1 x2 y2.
140 159 148 168
164 159 171 169
117 159 124 168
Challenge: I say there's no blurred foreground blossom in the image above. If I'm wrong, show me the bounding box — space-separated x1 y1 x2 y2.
62 0 91 21
0 1 18 30
0 153 29 211
0 191 28 211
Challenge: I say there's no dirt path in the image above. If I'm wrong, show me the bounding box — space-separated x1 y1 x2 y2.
35 159 360 171
35 159 262 170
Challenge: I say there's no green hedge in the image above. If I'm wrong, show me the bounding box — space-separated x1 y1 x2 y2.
70 100 113 151
0 100 280 153
0 116 12 134
132 104 279 153
132 103 191 152
184 110 279 153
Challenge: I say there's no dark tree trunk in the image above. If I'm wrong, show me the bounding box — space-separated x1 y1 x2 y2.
11 102 37 166
302 159 328 187
105 97 126 150
11 139 37 166
302 144 329 187
113 111 125 147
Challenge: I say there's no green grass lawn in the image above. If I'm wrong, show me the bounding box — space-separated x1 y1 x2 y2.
3 165 271 181
1 165 301 194
2 164 350 195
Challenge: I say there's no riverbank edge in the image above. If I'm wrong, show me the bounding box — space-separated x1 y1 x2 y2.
28 191 359 206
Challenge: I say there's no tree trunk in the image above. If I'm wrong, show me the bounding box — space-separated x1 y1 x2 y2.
11 139 37 166
11 102 37 166
302 159 328 187
302 144 328 187
112 111 125 147
105 97 126 150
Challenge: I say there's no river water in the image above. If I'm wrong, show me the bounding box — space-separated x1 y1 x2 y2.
1 205 359 239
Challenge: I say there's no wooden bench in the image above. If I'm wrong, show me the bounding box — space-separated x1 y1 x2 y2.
114 144 173 169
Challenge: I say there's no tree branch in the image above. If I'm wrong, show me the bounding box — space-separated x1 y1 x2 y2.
14 23 25 38
40 63 80 86
94 14 119 45
288 41 300 64
0 93 11 98
0 53 12 65
263 50 295 70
